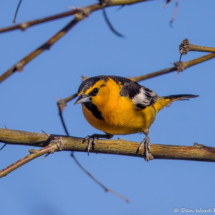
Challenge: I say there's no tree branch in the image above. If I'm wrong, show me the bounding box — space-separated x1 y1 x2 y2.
1 0 149 34
0 128 131 202
0 18 79 83
1 128 215 163
180 38 215 55
1 9 80 33
129 52 215 82
0 0 149 83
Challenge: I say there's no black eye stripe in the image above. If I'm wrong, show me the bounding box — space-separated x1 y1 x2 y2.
93 88 98 94
88 87 99 96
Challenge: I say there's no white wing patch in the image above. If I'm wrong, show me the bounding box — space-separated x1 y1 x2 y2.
132 87 158 109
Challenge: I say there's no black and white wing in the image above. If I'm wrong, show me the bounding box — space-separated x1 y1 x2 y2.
119 80 158 109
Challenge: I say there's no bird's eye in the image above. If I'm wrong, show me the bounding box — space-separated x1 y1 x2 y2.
92 88 99 95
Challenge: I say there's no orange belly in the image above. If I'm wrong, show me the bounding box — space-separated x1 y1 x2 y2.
82 102 156 135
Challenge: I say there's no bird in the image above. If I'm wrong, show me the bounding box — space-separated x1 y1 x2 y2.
74 75 198 161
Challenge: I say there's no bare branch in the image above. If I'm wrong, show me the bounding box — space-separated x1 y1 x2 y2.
0 0 149 34
0 128 129 202
129 52 215 82
0 141 58 178
180 38 215 55
0 19 79 83
1 128 215 163
0 0 150 83
1 8 80 33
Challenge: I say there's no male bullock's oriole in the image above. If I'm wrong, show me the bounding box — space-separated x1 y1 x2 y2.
74 75 198 161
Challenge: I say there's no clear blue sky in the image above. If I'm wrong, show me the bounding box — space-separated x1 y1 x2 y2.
1 0 215 214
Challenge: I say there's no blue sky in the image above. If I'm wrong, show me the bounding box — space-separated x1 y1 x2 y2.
1 0 215 214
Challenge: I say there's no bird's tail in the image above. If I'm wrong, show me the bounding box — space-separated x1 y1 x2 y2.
153 94 199 113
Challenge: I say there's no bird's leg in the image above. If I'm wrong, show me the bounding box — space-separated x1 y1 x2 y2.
137 132 154 161
83 133 113 156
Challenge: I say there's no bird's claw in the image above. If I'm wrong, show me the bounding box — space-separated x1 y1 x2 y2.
137 136 154 161
83 135 97 156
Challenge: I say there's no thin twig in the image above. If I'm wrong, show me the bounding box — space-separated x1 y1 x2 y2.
0 8 80 33
129 52 215 82
13 0 23 24
58 107 70 136
0 143 58 178
180 38 215 55
170 0 179 25
71 153 129 202
0 144 7 150
102 9 124 37
57 93 78 112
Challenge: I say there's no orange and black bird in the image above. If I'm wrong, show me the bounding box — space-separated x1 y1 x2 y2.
74 75 198 160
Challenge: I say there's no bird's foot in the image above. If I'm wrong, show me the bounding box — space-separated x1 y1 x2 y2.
137 136 154 161
83 135 97 156
83 134 113 156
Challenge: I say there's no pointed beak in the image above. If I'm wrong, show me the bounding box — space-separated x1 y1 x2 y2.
74 94 91 105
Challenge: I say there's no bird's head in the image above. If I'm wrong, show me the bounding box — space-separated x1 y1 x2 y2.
74 76 108 105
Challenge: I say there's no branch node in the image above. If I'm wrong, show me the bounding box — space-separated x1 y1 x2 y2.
51 137 65 151
174 61 185 73
57 99 67 112
19 22 28 31
193 142 205 148
15 61 24 73
29 149 37 154
179 38 190 55
75 7 91 20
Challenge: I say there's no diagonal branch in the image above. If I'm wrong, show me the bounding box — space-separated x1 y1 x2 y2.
71 153 129 202
1 9 80 33
129 52 215 82
0 18 79 83
0 0 149 83
0 141 59 178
